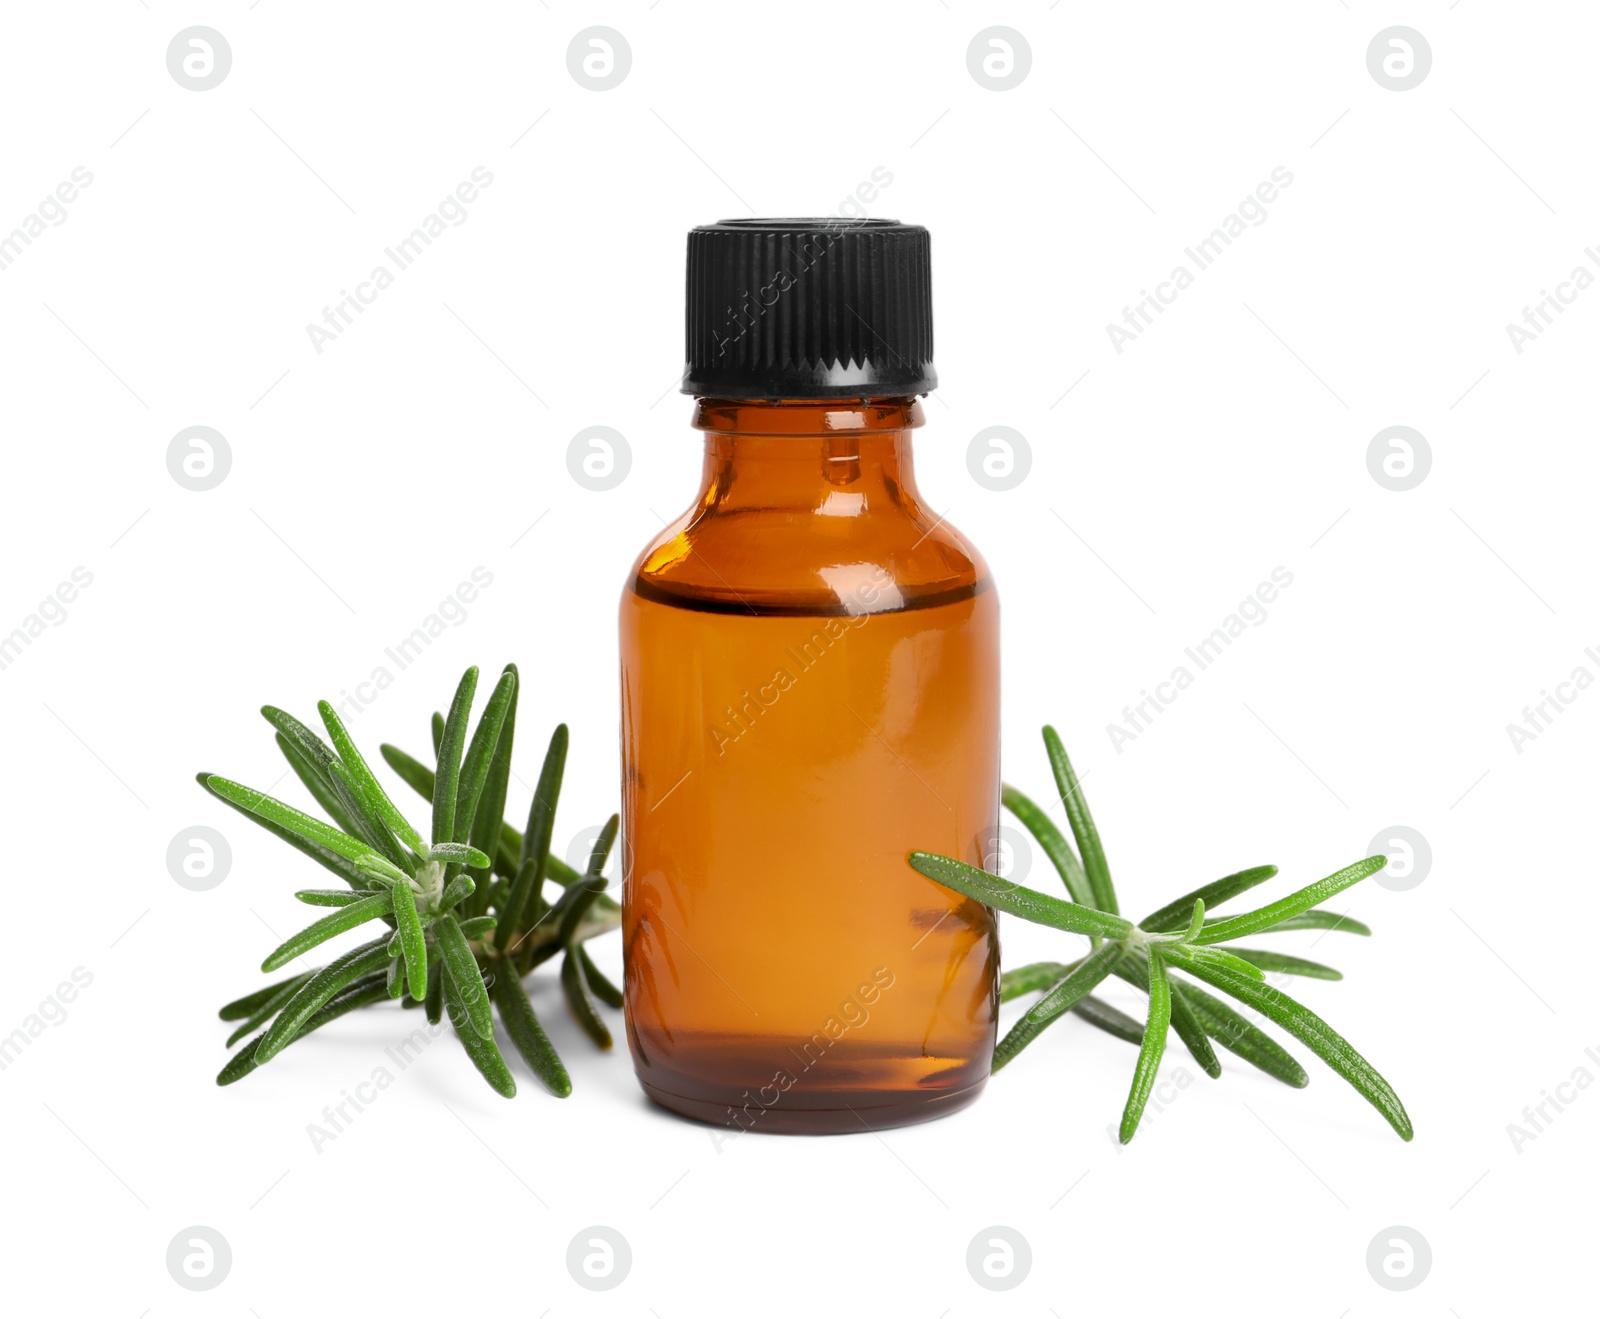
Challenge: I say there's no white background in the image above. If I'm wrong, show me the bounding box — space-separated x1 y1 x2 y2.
1 2 1594 1314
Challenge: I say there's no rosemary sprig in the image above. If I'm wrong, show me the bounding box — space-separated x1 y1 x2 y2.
202 663 621 1098
910 725 1413 1143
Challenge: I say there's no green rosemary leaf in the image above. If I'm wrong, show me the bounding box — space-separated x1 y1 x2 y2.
295 889 365 907
318 700 427 855
1227 948 1342 980
432 668 480 847
1119 951 1220 1078
386 953 405 999
1182 899 1207 945
441 874 476 910
1000 783 1094 906
198 772 366 889
1000 960 1071 1002
586 813 620 877
275 731 365 840
459 915 497 939
1183 945 1267 982
391 877 428 1000
206 775 379 865
223 975 311 1045
260 891 393 972
327 760 412 874
1174 976 1308 1087
256 939 392 1063
428 841 493 868
992 943 1124 1071
494 969 573 1096
907 852 1134 940
1164 944 1412 1139
1120 948 1172 1143
556 876 608 947
1041 726 1118 915
1139 865 1279 933
578 945 623 1009
425 960 442 1025
454 668 517 846
1196 856 1387 945
218 973 389 1085
498 725 568 950
355 853 411 886
1258 909 1372 937
1071 993 1146 1046
561 948 612 1049
379 742 434 807
430 711 444 759
219 972 311 1021
436 912 492 1040
443 965 516 1098
467 664 518 913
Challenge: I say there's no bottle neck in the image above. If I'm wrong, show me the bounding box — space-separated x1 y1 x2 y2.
689 397 925 514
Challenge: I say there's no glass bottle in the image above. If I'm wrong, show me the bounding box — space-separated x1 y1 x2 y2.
620 220 999 1133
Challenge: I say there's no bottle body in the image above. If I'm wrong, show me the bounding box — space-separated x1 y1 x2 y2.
619 399 999 1133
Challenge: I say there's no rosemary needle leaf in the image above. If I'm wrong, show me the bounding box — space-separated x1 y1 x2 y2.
355 853 412 887
219 972 311 1021
430 711 444 759
219 974 389 1085
1119 952 1220 1078
556 876 608 947
1195 856 1387 945
391 877 428 1000
467 664 518 912
586 814 620 877
1139 865 1278 934
425 960 443 1025
275 731 366 840
1000 783 1094 906
993 943 1124 1071
440 874 476 910
1071 993 1146 1046
295 889 366 907
207 775 381 866
197 773 366 888
428 841 493 868
256 939 392 1063
1183 898 1207 945
459 915 497 939
579 945 624 1009
379 743 434 807
1226 948 1343 981
1041 726 1118 916
454 668 517 846
498 725 568 950
1258 908 1372 937
1000 960 1071 1002
443 964 516 1098
436 912 493 1039
223 975 311 1045
1164 944 1411 1139
260 891 393 972
561 948 612 1049
318 700 427 855
1175 977 1309 1088
386 953 405 999
1183 945 1267 982
1120 948 1173 1143
494 969 573 1096
432 668 480 848
908 852 1134 940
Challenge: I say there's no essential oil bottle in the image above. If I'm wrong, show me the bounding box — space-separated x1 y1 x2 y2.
620 218 999 1133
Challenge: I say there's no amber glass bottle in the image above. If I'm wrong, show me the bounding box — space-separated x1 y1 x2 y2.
620 220 999 1133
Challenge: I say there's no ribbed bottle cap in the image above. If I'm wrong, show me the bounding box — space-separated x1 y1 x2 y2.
682 218 936 399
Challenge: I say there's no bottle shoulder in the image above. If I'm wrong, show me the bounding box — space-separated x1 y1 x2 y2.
626 501 994 616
